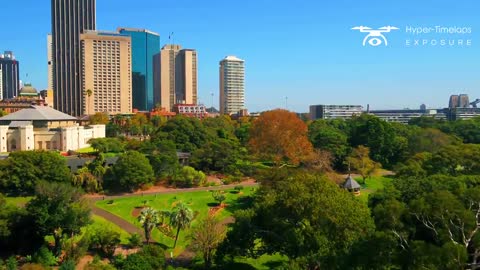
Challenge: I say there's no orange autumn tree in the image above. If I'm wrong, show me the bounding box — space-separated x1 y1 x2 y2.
248 109 313 166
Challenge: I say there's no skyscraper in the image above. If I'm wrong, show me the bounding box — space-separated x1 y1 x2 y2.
158 44 198 111
0 51 20 100
219 56 245 115
80 30 132 115
51 0 96 116
47 34 53 91
117 28 160 111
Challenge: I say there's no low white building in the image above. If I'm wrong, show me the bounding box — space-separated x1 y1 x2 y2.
0 106 105 152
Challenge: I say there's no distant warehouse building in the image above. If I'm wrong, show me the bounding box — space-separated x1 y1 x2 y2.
309 105 363 120
369 109 447 124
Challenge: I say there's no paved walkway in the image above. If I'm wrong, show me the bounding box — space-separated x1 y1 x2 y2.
91 204 144 236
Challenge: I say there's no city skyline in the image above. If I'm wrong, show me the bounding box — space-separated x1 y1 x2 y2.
1 0 479 112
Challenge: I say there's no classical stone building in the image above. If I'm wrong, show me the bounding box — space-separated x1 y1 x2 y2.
0 106 105 152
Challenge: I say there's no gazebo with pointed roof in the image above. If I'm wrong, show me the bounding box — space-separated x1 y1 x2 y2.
343 175 361 195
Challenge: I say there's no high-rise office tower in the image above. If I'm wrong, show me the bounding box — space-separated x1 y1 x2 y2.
219 56 245 115
0 51 20 100
158 44 198 111
51 0 96 116
117 28 160 111
80 30 132 115
47 34 53 91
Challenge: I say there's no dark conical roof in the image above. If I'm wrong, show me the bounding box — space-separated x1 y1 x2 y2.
343 175 361 189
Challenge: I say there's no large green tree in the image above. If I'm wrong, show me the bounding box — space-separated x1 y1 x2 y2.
348 114 407 167
106 151 154 192
366 174 480 269
308 119 349 168
191 138 245 174
155 116 210 152
26 182 91 255
218 170 374 269
0 151 71 195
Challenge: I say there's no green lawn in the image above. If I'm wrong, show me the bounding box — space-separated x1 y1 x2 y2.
357 176 391 204
96 187 257 255
77 146 96 154
90 215 131 244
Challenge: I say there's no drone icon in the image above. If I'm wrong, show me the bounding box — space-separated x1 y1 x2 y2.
351 26 399 46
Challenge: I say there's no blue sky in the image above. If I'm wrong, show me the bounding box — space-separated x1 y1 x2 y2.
1 0 479 112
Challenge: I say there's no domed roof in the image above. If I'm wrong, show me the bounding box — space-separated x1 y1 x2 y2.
19 83 38 95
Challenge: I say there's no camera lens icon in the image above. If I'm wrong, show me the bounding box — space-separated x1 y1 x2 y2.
364 35 387 46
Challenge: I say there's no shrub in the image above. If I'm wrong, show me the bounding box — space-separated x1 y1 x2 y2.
33 246 58 267
84 256 116 270
212 191 226 206
59 260 76 270
234 185 244 191
171 166 206 187
6 257 17 270
222 175 242 185
88 226 121 258
128 233 142 248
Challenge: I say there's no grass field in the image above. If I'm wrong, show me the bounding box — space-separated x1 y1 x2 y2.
90 215 131 244
96 187 257 255
77 146 96 154
357 176 392 204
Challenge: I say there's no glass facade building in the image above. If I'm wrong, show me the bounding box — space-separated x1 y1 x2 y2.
118 28 160 111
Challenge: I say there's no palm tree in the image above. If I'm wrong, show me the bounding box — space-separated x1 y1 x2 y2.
170 202 194 248
138 207 160 244
85 89 93 115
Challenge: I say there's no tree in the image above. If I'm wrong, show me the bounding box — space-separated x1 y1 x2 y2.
106 151 154 192
217 170 374 269
171 166 206 188
346 146 381 184
89 112 109 125
87 225 121 257
138 208 159 244
308 120 349 168
212 191 226 206
156 116 210 152
191 138 245 174
26 181 91 255
348 114 407 167
248 109 313 165
190 215 227 268
144 139 179 179
170 202 194 248
85 89 93 115
0 151 71 195
89 138 125 153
